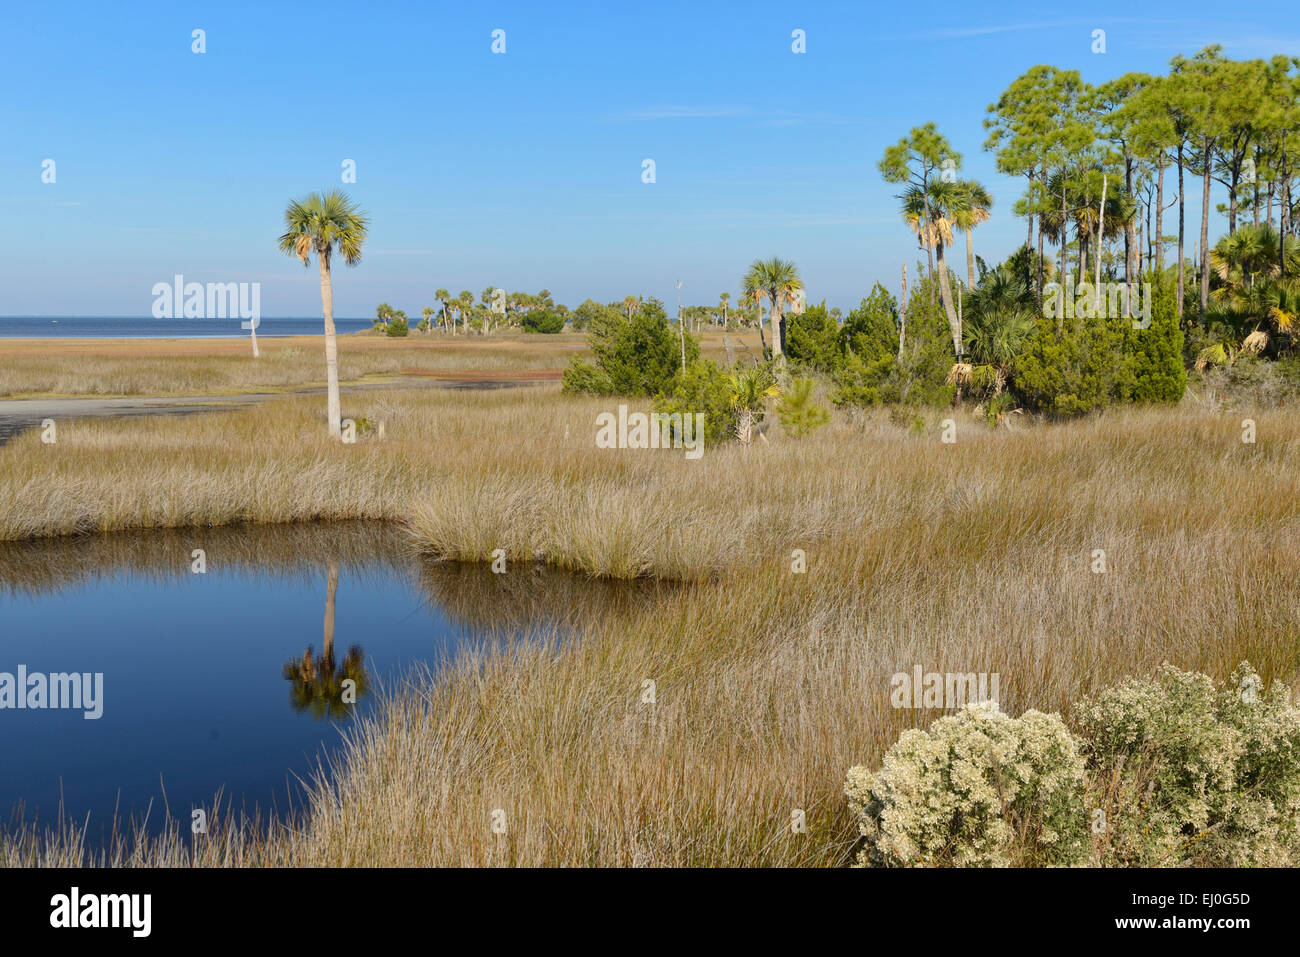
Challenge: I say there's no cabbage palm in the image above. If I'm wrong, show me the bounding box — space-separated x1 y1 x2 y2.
436 288 451 331
727 364 780 444
279 190 369 438
901 181 963 358
741 257 803 359
951 180 993 288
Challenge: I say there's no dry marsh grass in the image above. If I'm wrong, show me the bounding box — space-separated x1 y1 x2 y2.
0 330 753 397
1 387 1298 866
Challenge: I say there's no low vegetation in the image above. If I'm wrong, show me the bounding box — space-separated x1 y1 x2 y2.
2 382 1298 865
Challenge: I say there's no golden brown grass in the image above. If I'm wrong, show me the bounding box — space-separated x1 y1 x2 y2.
0 329 753 397
1 386 1298 866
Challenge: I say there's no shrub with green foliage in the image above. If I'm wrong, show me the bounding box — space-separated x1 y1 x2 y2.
1012 309 1132 416
845 702 1089 867
1124 277 1186 404
384 312 409 337
1080 662 1300 867
520 308 565 334
834 278 956 409
563 298 697 397
776 375 830 437
560 359 613 396
652 359 735 446
784 301 840 373
1013 277 1184 416
569 298 621 332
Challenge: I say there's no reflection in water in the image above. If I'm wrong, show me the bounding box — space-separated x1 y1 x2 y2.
283 560 370 720
0 520 679 836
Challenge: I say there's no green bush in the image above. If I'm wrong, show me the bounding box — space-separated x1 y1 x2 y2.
831 284 900 406
384 313 409 337
652 359 736 445
1125 275 1186 404
563 298 696 397
1012 276 1185 416
845 703 1089 867
784 301 840 373
1012 307 1132 416
521 309 565 334
1081 662 1300 867
560 358 613 396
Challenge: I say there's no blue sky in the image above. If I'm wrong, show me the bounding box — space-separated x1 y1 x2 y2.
2 0 1296 317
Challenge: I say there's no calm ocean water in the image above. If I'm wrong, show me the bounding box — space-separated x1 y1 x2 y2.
0 317 375 338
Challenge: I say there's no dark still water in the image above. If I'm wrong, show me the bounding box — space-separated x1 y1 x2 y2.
0 522 654 840
0 316 375 338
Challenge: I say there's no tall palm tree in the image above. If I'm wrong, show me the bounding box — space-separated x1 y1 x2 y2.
901 182 963 358
458 290 475 334
435 288 451 331
741 257 803 359
952 180 994 288
421 306 435 333
719 292 730 326
622 295 639 320
279 191 369 438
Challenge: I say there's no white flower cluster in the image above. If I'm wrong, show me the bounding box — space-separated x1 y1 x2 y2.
845 703 1088 867
1080 661 1300 866
846 662 1300 868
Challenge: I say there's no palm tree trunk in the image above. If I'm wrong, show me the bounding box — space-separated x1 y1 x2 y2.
319 253 342 438
934 241 961 358
770 294 783 358
323 559 338 662
965 226 976 288
923 214 936 300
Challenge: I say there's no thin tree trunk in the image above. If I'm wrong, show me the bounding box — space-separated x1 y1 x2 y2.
1156 162 1166 271
1200 147 1212 314
965 225 976 288
319 253 341 438
924 214 936 301
770 295 784 358
1059 175 1069 295
1126 218 1139 304
323 558 338 663
1036 168 1047 303
1282 171 1291 279
1096 173 1107 300
1177 147 1185 321
934 241 961 358
898 263 907 360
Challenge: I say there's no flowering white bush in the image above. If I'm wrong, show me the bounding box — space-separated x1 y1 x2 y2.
1081 661 1300 866
844 702 1088 867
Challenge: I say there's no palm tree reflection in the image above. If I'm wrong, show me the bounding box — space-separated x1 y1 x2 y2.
283 559 369 719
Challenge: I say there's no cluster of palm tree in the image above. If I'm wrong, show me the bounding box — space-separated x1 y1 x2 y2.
1198 223 1300 365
